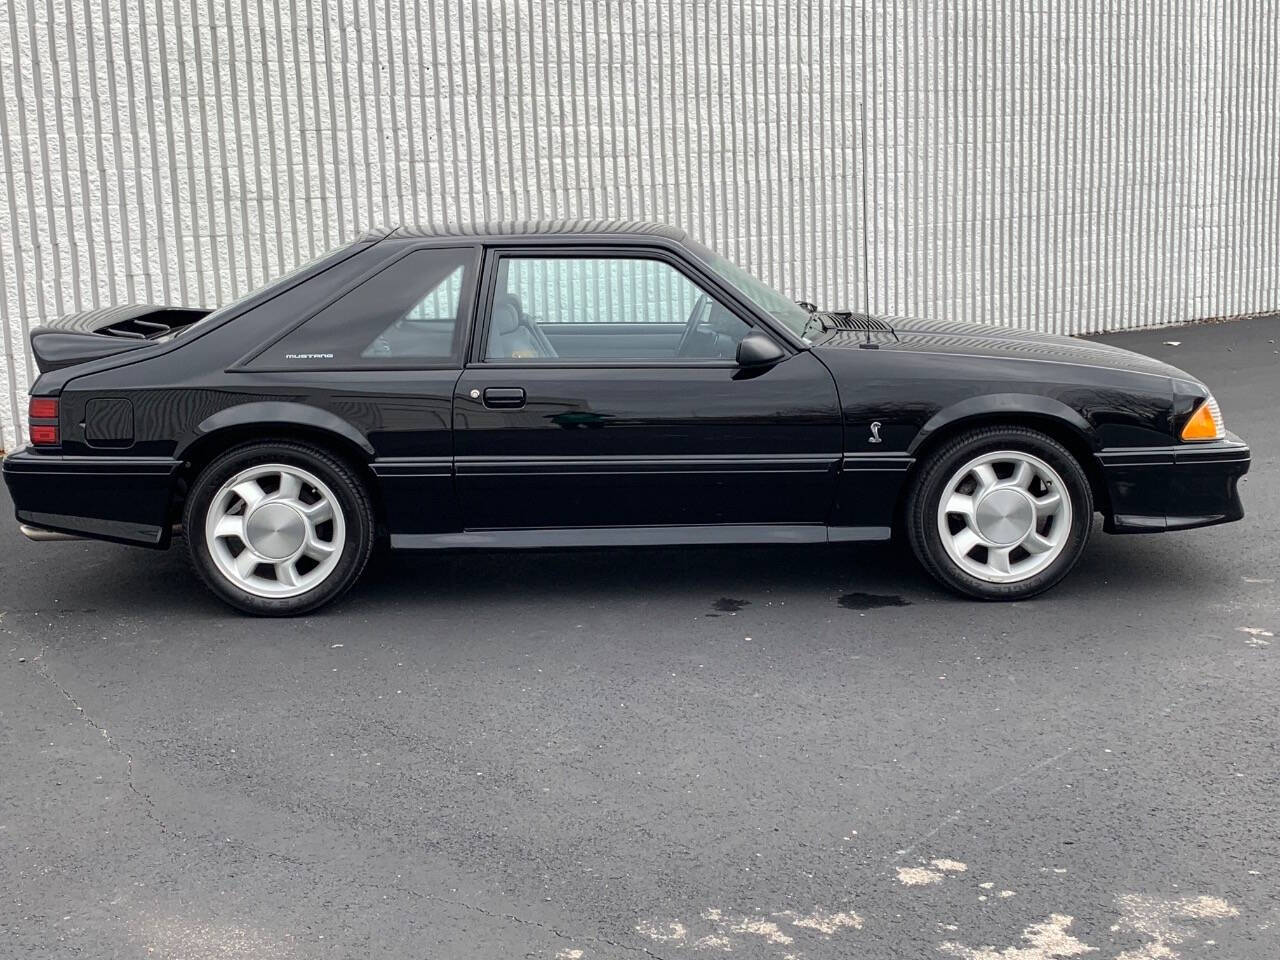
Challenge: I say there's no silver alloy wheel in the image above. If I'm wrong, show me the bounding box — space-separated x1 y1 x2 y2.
936 450 1072 584
204 463 346 599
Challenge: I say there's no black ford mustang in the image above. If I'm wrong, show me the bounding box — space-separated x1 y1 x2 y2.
3 220 1250 615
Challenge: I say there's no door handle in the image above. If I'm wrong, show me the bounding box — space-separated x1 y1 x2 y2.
482 387 526 409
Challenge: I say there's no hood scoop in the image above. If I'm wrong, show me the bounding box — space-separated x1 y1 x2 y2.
811 312 897 348
815 312 896 336
815 311 893 333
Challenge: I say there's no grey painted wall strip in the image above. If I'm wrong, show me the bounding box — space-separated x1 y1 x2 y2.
1 0 1278 448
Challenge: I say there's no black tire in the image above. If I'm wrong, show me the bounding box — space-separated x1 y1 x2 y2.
183 440 374 616
905 426 1093 600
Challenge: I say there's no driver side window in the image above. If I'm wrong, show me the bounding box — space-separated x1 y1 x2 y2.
485 255 751 361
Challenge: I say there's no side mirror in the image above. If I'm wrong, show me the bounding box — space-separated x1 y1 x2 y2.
736 331 785 368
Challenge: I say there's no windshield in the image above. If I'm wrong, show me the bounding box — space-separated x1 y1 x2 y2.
688 240 813 339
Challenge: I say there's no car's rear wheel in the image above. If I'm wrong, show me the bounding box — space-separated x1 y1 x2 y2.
183 441 373 616
906 426 1093 600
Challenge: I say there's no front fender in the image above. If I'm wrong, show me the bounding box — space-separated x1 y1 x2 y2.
177 401 376 459
909 393 1095 455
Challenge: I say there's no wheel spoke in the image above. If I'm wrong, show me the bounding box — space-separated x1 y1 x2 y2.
274 471 302 502
971 463 998 493
300 498 334 524
231 480 265 510
1033 489 1063 517
987 546 1013 574
951 526 982 558
274 560 301 587
1008 460 1034 489
944 492 976 520
234 549 260 578
1023 531 1056 554
212 513 246 541
303 531 337 560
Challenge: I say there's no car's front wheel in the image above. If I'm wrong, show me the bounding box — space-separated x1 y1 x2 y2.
183 441 374 615
906 426 1093 600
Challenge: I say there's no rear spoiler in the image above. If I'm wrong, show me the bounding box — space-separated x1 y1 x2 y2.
30 304 210 373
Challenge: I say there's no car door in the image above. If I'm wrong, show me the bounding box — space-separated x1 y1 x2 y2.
451 246 844 537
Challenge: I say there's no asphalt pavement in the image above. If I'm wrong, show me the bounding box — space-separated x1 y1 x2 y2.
2 315 1277 959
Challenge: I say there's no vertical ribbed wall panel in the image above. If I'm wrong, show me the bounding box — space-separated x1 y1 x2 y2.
1 1 1277 448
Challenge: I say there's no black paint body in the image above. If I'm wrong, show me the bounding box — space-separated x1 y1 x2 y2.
3 221 1250 550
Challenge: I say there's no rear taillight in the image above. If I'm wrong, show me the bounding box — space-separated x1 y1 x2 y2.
29 396 58 419
28 396 59 445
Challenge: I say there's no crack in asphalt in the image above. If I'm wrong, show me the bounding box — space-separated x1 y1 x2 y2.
21 640 329 867
31 644 168 835
892 745 1076 862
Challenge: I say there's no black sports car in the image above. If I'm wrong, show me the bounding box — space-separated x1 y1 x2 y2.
3 220 1250 615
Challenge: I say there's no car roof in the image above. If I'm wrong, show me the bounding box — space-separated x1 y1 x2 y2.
384 218 688 244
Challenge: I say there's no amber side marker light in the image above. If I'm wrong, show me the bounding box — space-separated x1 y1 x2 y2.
28 395 59 446
1181 395 1224 441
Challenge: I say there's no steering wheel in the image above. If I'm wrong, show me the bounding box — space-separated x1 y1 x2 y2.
676 294 709 358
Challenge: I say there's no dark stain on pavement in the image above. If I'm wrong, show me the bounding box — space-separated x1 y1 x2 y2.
838 592 910 610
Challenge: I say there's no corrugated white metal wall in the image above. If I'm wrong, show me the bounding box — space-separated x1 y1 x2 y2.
1 1 1277 449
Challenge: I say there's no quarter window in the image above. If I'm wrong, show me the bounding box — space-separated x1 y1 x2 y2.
260 247 474 367
485 255 752 361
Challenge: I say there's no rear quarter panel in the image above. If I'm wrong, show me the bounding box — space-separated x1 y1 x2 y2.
48 238 467 536
53 239 412 459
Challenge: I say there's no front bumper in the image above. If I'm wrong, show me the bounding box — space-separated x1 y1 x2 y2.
1097 432 1250 533
2 446 181 546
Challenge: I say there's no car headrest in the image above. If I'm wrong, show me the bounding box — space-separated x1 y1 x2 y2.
491 296 520 336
